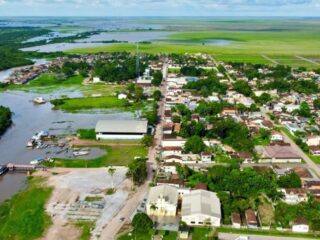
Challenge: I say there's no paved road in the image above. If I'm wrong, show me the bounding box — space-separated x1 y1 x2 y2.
261 108 320 177
98 62 168 240
219 233 318 240
261 54 279 65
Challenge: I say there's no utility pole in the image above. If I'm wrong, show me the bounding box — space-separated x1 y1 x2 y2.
136 43 140 78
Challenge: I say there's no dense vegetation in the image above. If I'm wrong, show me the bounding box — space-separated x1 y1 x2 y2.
127 157 148 185
183 74 227 96
0 106 12 136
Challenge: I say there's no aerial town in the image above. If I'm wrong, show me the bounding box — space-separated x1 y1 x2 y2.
2 49 320 240
1 9 320 240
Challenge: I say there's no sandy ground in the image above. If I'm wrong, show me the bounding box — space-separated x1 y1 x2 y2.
35 167 129 240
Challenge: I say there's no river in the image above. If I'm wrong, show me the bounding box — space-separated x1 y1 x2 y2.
0 89 135 202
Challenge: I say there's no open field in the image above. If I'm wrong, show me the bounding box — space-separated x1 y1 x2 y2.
68 29 320 68
50 145 148 168
118 230 177 240
0 176 52 240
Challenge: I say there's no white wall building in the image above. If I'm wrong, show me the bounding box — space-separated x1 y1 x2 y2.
95 120 148 140
181 190 221 227
146 185 178 217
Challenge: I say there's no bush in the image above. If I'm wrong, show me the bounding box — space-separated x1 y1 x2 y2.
77 128 96 140
132 213 153 232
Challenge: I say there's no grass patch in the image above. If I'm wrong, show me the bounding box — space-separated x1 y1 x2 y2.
118 230 177 240
28 74 84 87
51 96 146 113
105 188 116 195
77 128 96 140
218 227 320 239
76 221 95 240
84 196 103 202
0 176 52 240
192 227 215 240
49 145 148 168
258 195 275 227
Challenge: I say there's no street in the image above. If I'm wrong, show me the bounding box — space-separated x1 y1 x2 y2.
98 61 168 240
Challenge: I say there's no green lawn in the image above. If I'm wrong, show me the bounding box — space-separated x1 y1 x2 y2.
28 74 84 87
192 227 215 240
118 230 176 240
218 227 320 239
51 96 146 112
50 145 148 168
76 222 95 240
0 177 53 240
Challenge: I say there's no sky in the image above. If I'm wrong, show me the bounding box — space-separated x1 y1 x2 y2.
0 0 319 17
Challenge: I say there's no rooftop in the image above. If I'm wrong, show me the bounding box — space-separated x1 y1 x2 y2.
95 120 148 134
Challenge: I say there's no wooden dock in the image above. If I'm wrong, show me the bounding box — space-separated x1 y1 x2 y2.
5 163 47 172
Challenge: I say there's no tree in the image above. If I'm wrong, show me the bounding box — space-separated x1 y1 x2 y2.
184 136 206 154
172 115 181 123
108 167 116 189
314 98 320 110
297 102 311 118
132 213 153 233
277 172 302 188
233 80 253 97
0 106 12 136
153 90 161 101
152 70 163 86
149 203 158 229
134 85 144 101
127 158 148 185
141 134 153 147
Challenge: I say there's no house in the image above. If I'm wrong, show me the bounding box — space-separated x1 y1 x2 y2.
161 146 183 156
95 120 148 140
271 131 283 142
222 108 237 116
304 180 320 190
292 167 313 179
118 92 127 100
281 188 308 204
201 152 213 163
284 123 303 135
163 155 183 164
231 213 242 229
310 146 320 156
163 162 178 174
292 217 309 233
245 209 258 229
92 77 101 83
146 185 178 217
181 190 221 227
305 135 320 146
239 152 254 163
256 144 302 163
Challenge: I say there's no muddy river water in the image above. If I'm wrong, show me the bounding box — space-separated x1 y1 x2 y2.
0 89 135 202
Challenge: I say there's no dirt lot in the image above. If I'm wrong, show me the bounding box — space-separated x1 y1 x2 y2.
35 167 130 240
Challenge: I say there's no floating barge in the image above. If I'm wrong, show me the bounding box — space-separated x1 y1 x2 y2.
0 166 8 176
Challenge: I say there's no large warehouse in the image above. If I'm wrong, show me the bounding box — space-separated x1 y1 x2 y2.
95 120 148 140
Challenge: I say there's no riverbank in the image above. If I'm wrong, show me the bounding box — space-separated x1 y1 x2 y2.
0 176 53 239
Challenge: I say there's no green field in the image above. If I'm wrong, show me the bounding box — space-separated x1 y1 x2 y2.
118 230 177 240
51 95 147 113
0 177 52 240
68 29 320 68
50 145 148 168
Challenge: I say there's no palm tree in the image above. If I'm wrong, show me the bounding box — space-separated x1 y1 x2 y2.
108 167 116 189
150 203 158 230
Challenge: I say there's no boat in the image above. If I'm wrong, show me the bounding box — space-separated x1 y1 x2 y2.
30 157 44 165
73 150 90 157
33 97 46 104
26 139 36 148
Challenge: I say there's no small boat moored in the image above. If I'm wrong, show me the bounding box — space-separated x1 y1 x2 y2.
33 97 46 104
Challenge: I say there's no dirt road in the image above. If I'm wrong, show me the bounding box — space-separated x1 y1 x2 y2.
98 62 168 240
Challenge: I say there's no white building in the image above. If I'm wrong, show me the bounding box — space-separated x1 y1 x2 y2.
281 188 308 204
305 135 320 146
146 185 178 217
95 120 148 140
292 217 309 233
271 131 283 141
181 190 221 227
